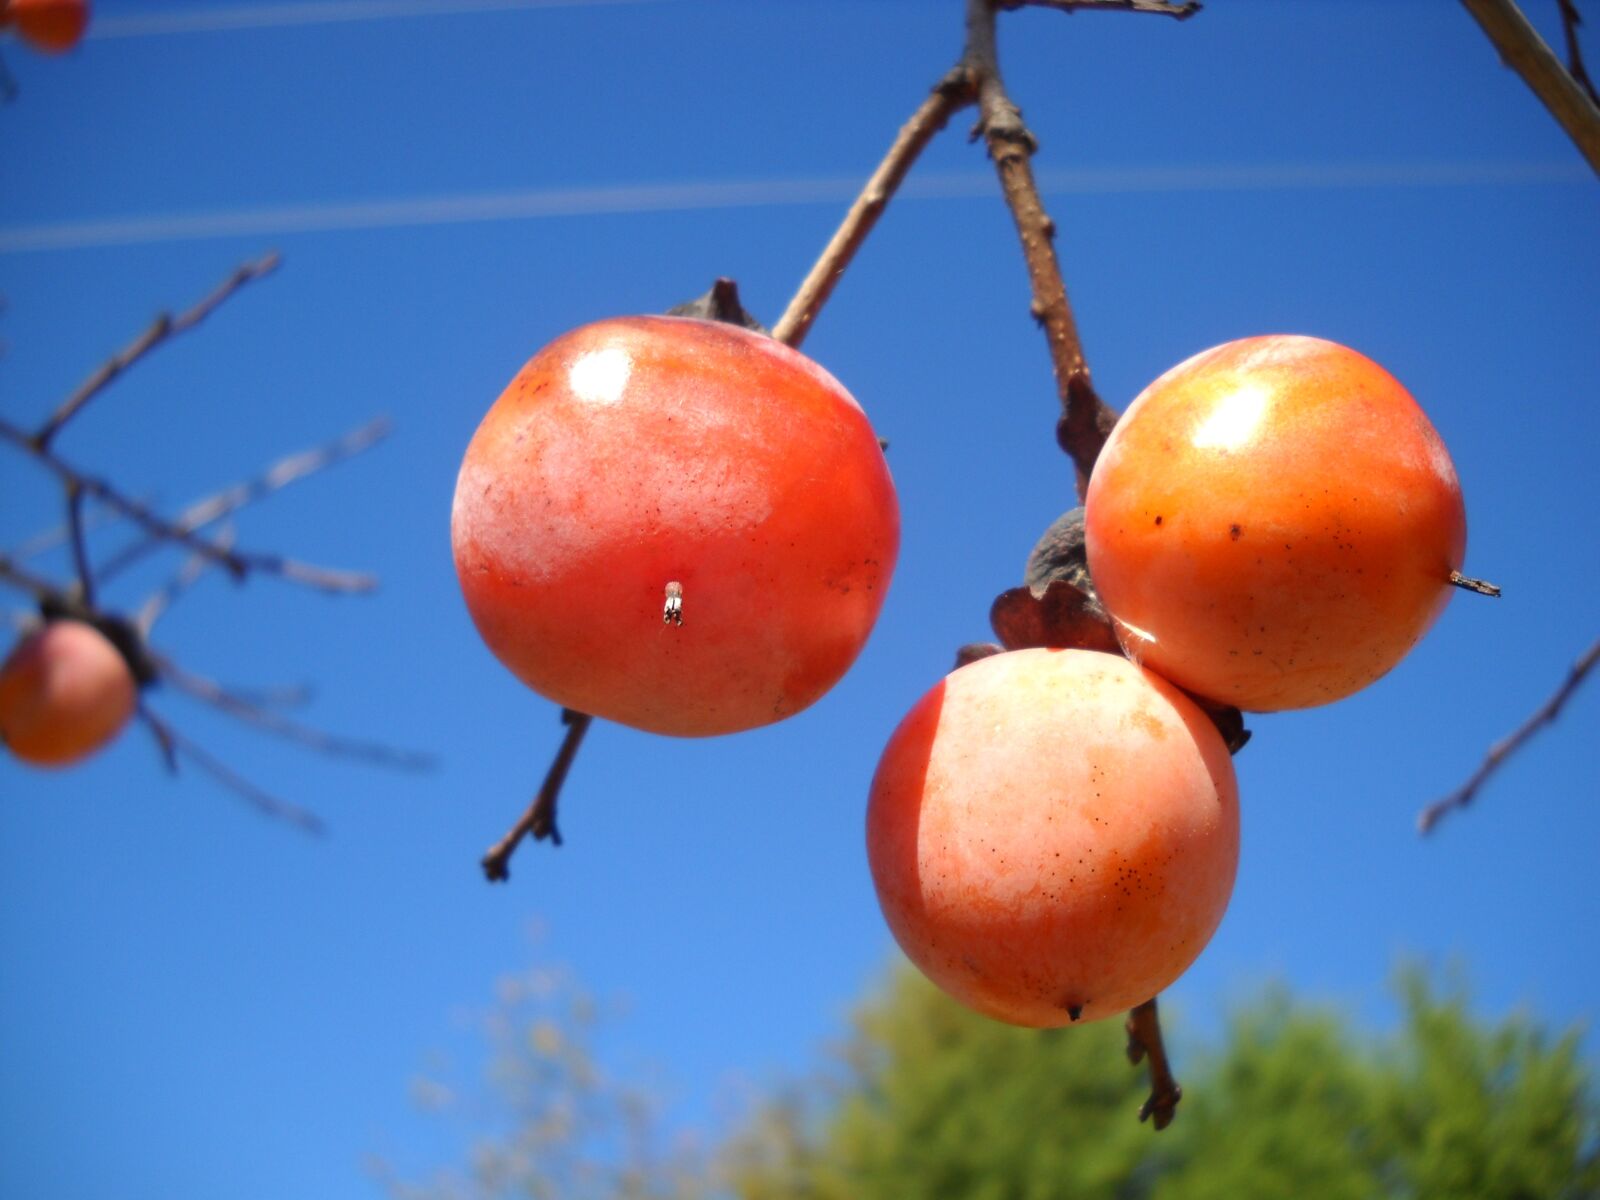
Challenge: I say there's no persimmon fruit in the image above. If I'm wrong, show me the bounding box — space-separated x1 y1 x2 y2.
1085 334 1468 712
3 0 90 53
451 315 898 736
867 647 1239 1027
0 619 137 767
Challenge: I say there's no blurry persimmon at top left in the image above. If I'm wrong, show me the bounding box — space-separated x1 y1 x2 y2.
1 0 90 53
0 619 136 767
452 315 899 737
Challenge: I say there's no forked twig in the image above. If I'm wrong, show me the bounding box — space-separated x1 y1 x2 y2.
1125 997 1182 1129
136 527 236 634
158 658 434 772
1417 635 1600 834
482 710 593 882
98 417 392 583
0 416 377 594
31 252 282 450
138 705 325 833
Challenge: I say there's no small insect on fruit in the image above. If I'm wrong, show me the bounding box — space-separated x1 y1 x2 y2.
867 647 1239 1027
0 619 137 767
451 315 899 737
2 0 91 54
1085 335 1482 712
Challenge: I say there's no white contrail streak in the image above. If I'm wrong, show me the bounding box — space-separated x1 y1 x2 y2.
0 163 1584 254
89 0 669 38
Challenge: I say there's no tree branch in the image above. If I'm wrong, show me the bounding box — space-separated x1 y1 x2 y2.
1125 997 1182 1129
1000 0 1200 17
481 710 592 882
1417 635 1600 834
96 416 392 583
772 72 976 348
1460 0 1600 176
963 0 1121 496
30 252 281 450
0 416 377 595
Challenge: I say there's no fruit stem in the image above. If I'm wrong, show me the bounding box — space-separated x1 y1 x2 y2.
1125 996 1182 1130
1449 570 1502 597
481 709 594 882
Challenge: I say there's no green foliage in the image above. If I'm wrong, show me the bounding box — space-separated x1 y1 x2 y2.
725 965 1599 1200
389 961 1598 1200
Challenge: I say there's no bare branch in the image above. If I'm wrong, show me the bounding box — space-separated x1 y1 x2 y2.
157 657 434 772
0 416 377 595
1418 635 1600 834
136 527 235 634
31 252 282 449
963 0 1121 496
98 417 392 583
0 552 62 604
1125 997 1182 1130
1557 0 1600 106
1000 0 1200 17
773 72 976 348
1460 0 1600 176
65 482 94 606
138 705 324 833
482 710 593 882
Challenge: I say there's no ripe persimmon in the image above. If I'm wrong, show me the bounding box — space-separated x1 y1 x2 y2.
451 315 898 736
0 619 137 767
3 0 90 54
867 647 1239 1026
1085 335 1469 712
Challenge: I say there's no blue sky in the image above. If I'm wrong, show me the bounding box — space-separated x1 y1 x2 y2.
2 1 1597 1196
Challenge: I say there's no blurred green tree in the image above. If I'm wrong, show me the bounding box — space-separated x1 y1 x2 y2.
386 962 1598 1200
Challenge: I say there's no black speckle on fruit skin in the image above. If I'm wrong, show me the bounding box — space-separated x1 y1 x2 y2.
1229 523 1243 541
1154 515 1164 526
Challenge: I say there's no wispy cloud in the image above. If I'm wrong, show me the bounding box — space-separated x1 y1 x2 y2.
0 163 1583 255
89 0 669 39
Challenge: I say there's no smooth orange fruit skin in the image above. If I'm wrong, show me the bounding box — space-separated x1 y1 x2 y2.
0 620 137 767
6 0 90 53
451 315 899 737
1085 335 1467 712
867 648 1239 1027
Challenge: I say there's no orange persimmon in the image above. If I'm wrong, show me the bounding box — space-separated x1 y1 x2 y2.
451 315 898 736
3 0 90 54
0 619 137 767
867 648 1239 1026
1085 335 1468 712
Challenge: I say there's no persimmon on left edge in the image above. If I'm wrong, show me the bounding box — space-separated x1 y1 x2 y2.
451 316 899 737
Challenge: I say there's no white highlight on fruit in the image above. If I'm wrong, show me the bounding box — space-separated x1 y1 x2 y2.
568 347 632 406
1191 383 1269 453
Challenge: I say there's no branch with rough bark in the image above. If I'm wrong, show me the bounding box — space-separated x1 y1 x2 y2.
1461 0 1600 176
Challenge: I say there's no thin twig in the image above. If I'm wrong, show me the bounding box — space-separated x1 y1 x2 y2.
772 73 976 348
482 710 593 882
0 416 377 595
0 553 63 604
7 495 147 563
1557 0 1600 106
158 657 434 771
1417 635 1600 834
1460 0 1600 176
98 417 392 583
1001 0 1199 17
138 705 325 833
963 0 1121 496
65 483 94 607
136 527 235 634
1125 997 1182 1130
31 252 282 450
